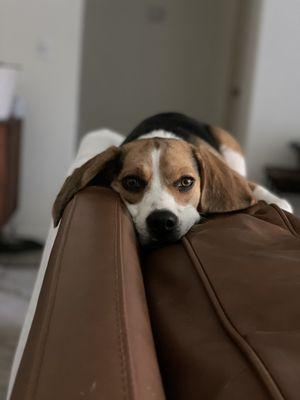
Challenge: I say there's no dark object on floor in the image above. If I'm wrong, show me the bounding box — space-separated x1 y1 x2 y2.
291 142 300 165
10 188 300 400
0 249 42 267
0 236 43 253
266 141 300 193
266 167 300 192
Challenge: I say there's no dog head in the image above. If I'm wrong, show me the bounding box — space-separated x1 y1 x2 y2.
53 138 255 245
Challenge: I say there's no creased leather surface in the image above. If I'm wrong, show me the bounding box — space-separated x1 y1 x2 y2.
10 188 300 400
11 187 165 400
143 202 300 400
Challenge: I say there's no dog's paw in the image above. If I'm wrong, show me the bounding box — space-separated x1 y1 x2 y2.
273 198 293 213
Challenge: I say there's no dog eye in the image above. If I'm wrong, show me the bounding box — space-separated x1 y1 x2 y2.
175 176 195 192
122 175 146 192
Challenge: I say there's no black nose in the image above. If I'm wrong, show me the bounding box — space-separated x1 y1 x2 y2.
146 210 179 239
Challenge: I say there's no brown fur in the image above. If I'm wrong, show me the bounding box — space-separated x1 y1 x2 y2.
112 139 200 207
210 126 243 154
52 146 120 226
194 143 255 213
158 140 200 207
112 140 153 204
53 137 256 227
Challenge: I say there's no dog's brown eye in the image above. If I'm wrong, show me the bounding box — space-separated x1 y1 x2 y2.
122 175 146 192
175 176 195 192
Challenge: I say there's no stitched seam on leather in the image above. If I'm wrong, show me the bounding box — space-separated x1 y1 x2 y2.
286 216 300 237
114 199 133 400
183 237 285 400
27 196 77 400
119 203 138 398
270 204 299 238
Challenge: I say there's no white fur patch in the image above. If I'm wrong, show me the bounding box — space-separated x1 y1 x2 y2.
125 148 200 244
253 185 293 213
220 144 247 177
138 129 182 141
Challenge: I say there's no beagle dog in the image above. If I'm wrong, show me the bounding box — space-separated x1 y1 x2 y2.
53 112 292 245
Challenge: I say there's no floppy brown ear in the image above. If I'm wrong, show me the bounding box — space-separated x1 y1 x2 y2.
194 145 255 213
52 146 120 227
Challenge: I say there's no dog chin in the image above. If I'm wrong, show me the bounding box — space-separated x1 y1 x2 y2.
138 229 183 248
140 236 181 249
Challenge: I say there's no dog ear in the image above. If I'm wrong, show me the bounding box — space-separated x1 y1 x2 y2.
194 145 255 214
52 146 121 227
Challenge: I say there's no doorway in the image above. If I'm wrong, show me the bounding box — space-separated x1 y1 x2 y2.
78 0 260 142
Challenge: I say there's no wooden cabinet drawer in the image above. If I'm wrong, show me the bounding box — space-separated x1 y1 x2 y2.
0 119 22 227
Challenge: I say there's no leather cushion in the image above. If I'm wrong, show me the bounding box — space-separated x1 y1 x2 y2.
143 202 300 400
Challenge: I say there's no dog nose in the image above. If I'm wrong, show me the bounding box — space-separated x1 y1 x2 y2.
146 210 179 239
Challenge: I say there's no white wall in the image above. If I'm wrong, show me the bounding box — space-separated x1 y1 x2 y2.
79 0 239 137
245 0 300 183
0 0 84 239
223 0 262 146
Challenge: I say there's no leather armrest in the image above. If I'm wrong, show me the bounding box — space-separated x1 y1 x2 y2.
143 202 300 400
10 187 165 400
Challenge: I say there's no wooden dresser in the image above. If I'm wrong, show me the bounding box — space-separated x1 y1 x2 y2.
0 118 22 229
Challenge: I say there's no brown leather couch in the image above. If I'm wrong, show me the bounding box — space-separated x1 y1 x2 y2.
10 187 300 400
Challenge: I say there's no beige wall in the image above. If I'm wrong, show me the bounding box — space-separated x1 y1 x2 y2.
0 0 84 239
245 0 300 182
79 0 239 137
223 0 262 146
4 0 293 238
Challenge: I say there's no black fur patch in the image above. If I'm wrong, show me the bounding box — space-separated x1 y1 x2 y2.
123 112 220 151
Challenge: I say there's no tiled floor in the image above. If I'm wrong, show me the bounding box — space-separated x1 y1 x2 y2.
0 255 40 400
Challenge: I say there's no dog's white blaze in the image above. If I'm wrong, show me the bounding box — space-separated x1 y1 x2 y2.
253 185 293 213
220 145 247 177
126 148 200 243
138 129 182 141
